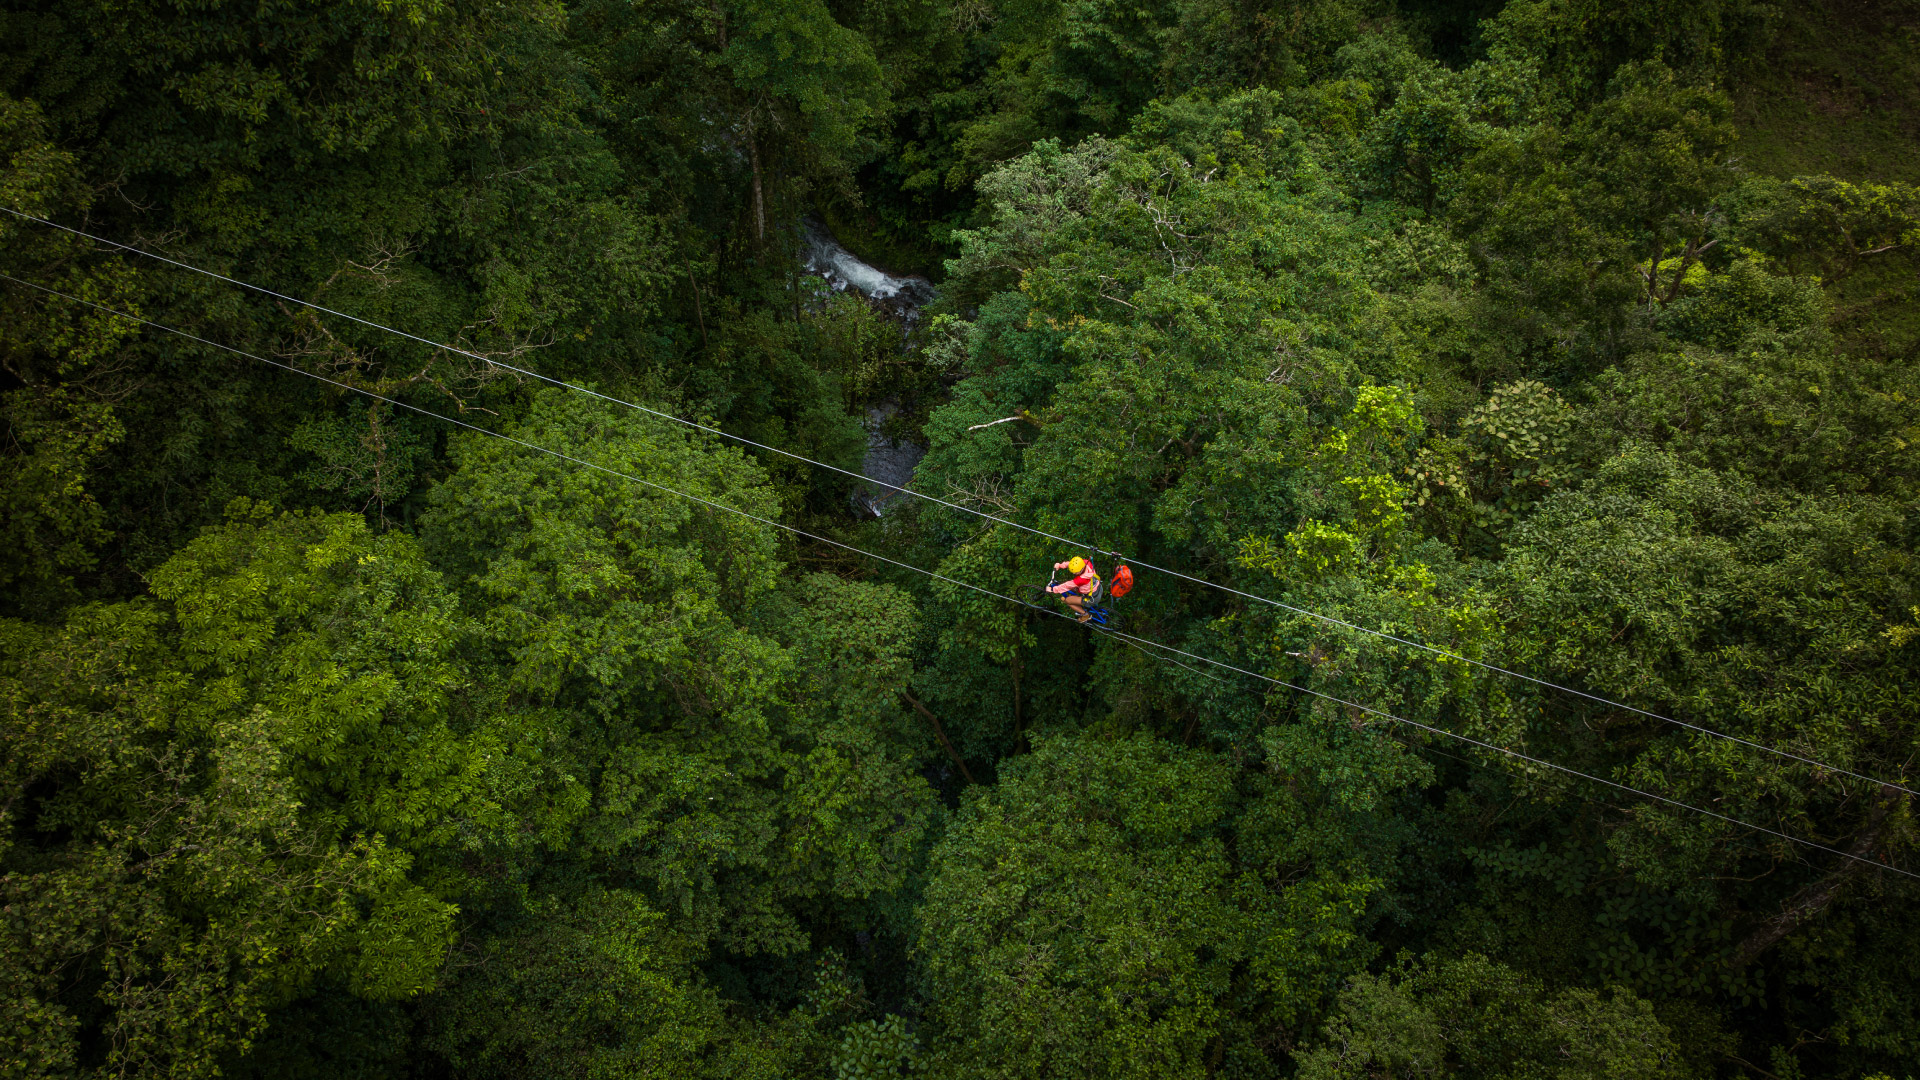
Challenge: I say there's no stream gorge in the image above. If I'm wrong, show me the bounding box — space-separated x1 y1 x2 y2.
799 219 934 517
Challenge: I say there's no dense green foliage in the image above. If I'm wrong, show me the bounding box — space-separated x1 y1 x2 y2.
3 0 1918 1077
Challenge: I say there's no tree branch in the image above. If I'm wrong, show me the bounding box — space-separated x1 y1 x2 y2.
967 411 1037 432
1733 785 1903 966
902 691 974 785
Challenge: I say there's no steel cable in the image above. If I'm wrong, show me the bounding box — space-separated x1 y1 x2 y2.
3 207 1913 798
5 270 1910 881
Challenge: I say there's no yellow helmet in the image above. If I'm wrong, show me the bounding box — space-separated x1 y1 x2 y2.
1068 556 1087 574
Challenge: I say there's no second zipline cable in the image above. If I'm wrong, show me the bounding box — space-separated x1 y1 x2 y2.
6 205 1909 798
4 270 1910 882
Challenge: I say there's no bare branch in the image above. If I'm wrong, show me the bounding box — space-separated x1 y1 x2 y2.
968 411 1038 431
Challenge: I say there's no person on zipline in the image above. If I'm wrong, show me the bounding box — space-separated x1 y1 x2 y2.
1049 556 1101 623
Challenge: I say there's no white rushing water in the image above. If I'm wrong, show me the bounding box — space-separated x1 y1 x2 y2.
801 219 936 309
794 219 935 517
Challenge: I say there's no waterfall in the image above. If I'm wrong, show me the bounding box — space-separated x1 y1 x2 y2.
800 218 936 313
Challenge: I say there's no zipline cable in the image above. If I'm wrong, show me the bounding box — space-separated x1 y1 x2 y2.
1101 624 1914 879
5 205 1914 801
5 270 1912 882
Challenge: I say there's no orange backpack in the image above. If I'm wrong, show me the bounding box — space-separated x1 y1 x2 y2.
1109 564 1135 599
